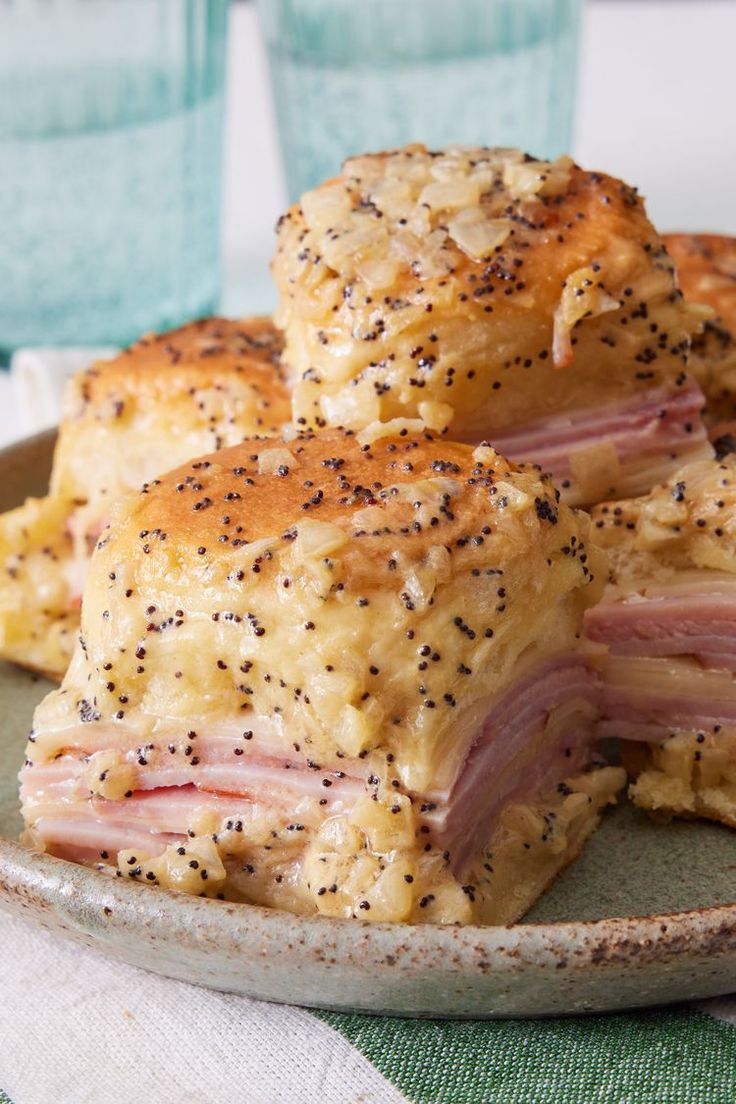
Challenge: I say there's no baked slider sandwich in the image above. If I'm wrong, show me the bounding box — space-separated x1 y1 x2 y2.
585 455 736 827
663 234 736 430
20 430 625 925
0 317 289 680
272 144 711 506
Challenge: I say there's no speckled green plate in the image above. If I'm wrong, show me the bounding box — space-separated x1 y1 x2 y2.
2 431 736 1018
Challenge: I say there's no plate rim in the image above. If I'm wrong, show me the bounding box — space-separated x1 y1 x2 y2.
3 834 736 954
2 428 736 1015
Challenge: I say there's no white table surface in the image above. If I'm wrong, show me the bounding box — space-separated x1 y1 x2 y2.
3 0 735 448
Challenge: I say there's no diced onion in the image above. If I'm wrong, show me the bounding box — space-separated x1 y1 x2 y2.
257 447 297 475
321 385 381 429
491 479 532 512
417 400 453 431
504 155 573 201
294 519 347 559
553 266 621 368
335 703 374 756
447 216 512 260
357 417 425 447
351 505 386 531
300 183 353 230
472 444 500 466
82 751 136 801
356 259 400 290
368 179 413 219
428 156 470 182
418 179 480 212
322 225 387 271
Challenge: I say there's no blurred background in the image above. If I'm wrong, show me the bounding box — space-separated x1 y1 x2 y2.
1 0 734 361
227 0 736 314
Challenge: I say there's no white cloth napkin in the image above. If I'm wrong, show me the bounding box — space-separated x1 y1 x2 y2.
0 910 402 1104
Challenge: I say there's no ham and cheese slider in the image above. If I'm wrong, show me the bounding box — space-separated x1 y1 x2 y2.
586 455 736 827
0 317 289 679
663 233 736 431
272 145 710 506
20 429 624 925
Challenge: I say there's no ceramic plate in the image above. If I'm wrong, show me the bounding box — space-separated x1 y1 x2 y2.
1 431 736 1018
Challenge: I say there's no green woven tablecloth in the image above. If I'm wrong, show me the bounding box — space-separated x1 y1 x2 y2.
2 910 735 1104
317 1006 736 1103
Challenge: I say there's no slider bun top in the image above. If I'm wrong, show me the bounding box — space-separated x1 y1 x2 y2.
51 316 290 511
665 234 736 333
273 145 703 439
0 318 289 680
48 430 604 793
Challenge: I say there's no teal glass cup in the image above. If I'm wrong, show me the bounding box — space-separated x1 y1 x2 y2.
0 0 229 360
258 0 582 203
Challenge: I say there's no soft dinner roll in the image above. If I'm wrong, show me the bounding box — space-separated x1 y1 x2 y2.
585 456 736 827
0 317 289 679
663 233 736 427
21 429 625 925
273 145 710 505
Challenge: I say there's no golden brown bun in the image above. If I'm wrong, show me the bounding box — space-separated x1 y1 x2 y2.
273 146 703 442
0 317 289 680
664 233 736 423
590 456 736 583
665 234 736 335
67 429 604 792
52 316 290 507
27 429 619 923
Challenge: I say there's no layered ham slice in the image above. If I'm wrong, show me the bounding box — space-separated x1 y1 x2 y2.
596 654 736 739
586 572 736 742
20 654 611 886
585 572 736 671
583 452 736 827
588 644 736 828
420 657 600 873
489 379 711 504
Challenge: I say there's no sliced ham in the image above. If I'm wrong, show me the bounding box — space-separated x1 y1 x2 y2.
28 715 343 770
586 589 736 667
23 653 606 878
586 569 736 739
596 654 736 736
421 657 600 872
32 816 180 862
29 784 327 862
596 719 679 744
22 759 364 810
492 381 705 463
486 379 711 501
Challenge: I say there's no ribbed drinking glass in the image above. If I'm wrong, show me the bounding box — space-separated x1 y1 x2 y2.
0 0 229 359
258 0 582 203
